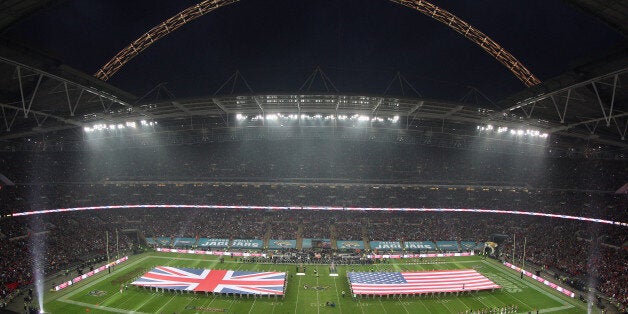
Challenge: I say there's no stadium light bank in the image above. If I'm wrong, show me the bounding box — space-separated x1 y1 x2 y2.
477 124 548 138
236 113 400 123
83 119 157 133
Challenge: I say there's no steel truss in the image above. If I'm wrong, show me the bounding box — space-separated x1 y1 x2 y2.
0 56 133 140
4 63 627 151
95 0 540 87
498 67 628 144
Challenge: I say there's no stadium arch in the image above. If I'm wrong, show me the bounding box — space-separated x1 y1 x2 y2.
94 0 541 87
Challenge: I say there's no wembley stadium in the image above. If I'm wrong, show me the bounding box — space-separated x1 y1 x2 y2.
0 1 626 313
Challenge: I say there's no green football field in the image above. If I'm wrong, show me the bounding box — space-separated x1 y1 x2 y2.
41 252 595 314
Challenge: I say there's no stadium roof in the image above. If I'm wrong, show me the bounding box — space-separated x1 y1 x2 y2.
565 0 628 37
0 0 66 32
0 0 626 152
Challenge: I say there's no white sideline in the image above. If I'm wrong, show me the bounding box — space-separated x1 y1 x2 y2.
483 259 580 312
51 252 585 314
55 255 152 313
58 298 147 314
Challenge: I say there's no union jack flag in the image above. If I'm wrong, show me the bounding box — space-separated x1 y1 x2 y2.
132 266 286 295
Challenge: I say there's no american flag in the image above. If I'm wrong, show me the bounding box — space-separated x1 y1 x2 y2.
348 269 500 295
132 266 286 295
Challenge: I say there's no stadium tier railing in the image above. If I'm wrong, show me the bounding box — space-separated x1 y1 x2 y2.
155 247 473 259
156 248 267 257
503 261 575 298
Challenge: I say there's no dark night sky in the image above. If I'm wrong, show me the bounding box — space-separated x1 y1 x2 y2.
3 0 625 101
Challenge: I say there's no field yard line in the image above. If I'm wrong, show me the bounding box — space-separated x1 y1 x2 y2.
115 284 170 309
451 261 475 312
474 294 495 310
246 262 259 314
397 299 410 314
247 298 257 314
378 299 389 314
58 298 146 313
196 291 218 310
58 263 152 312
386 264 409 313
454 293 472 312
194 261 245 311
80 287 121 308
542 304 574 313
436 296 466 313
486 292 508 306
482 259 578 312
225 262 247 313
197 257 241 310
466 261 509 310
316 269 320 314
154 295 177 313
294 274 302 314
437 295 454 313
60 255 150 301
129 293 162 312
55 253 223 314
483 260 573 305
332 277 343 314
416 296 431 313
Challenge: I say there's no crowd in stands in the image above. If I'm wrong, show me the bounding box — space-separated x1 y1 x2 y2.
0 204 625 308
268 220 298 240
2 184 625 223
141 209 266 240
335 221 365 240
502 217 627 309
0 141 625 191
0 209 135 295
300 213 333 239
0 140 625 309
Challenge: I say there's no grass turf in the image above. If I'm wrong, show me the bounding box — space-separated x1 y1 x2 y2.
41 252 595 313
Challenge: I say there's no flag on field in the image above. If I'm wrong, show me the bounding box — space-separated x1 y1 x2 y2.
348 269 500 295
132 266 286 295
